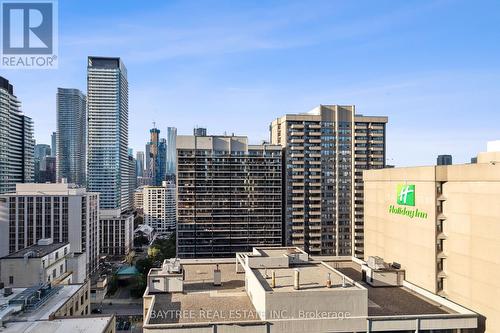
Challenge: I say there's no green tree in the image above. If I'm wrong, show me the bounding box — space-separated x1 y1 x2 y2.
148 246 160 260
135 257 154 275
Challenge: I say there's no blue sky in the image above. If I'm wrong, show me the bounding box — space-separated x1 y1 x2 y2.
2 0 500 166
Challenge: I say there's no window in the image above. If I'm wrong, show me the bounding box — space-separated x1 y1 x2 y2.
52 269 56 278
60 264 64 274
55 251 59 260
9 276 13 284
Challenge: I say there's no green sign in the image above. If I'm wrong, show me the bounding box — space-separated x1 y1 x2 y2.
388 184 428 220
397 184 415 206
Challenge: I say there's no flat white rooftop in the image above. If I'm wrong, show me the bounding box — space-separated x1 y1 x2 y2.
0 316 113 333
0 284 82 322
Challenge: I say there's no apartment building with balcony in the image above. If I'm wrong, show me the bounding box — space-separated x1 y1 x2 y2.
270 105 387 257
176 135 282 258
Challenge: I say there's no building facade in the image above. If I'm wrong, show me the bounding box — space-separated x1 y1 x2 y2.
143 181 176 234
51 131 57 157
146 127 167 186
56 88 87 185
34 144 51 183
128 152 136 208
87 57 130 212
0 77 34 195
136 151 145 178
0 183 100 275
0 240 71 287
176 135 282 258
166 127 177 176
99 211 134 256
270 105 387 257
38 156 56 183
364 147 500 333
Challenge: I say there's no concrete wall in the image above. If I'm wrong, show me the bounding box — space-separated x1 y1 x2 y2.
442 179 500 332
54 282 91 316
364 163 500 333
1 259 41 287
244 266 267 319
246 256 288 269
265 288 368 321
363 166 437 293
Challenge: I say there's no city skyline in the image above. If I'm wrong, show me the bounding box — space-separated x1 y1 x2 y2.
3 0 500 167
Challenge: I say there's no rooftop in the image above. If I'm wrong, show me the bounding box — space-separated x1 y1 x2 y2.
1 242 68 259
144 248 477 332
149 263 256 324
254 263 358 292
324 260 454 316
0 284 83 322
256 247 305 257
0 316 114 333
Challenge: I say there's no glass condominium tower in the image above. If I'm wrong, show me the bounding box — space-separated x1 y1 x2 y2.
166 126 177 176
87 57 130 212
0 77 34 195
56 88 86 185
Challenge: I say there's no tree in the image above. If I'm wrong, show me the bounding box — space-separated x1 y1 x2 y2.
135 257 154 275
152 233 176 260
148 246 161 260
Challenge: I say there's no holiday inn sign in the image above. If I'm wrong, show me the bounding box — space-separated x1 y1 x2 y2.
388 184 428 219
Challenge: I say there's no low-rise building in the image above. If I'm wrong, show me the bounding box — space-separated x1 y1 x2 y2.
99 210 134 257
142 247 477 333
0 239 70 288
0 280 114 332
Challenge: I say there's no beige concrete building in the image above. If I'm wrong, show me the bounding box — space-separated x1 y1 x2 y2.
0 183 100 275
176 135 282 258
99 210 134 257
270 105 387 257
364 147 500 333
0 280 110 332
143 181 176 234
0 239 70 287
133 187 144 213
142 246 477 332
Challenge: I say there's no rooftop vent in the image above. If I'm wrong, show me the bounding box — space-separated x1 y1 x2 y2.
37 238 53 246
213 264 221 286
293 268 300 290
367 256 386 270
4 287 13 296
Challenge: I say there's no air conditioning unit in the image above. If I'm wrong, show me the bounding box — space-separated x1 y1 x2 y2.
4 287 13 296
